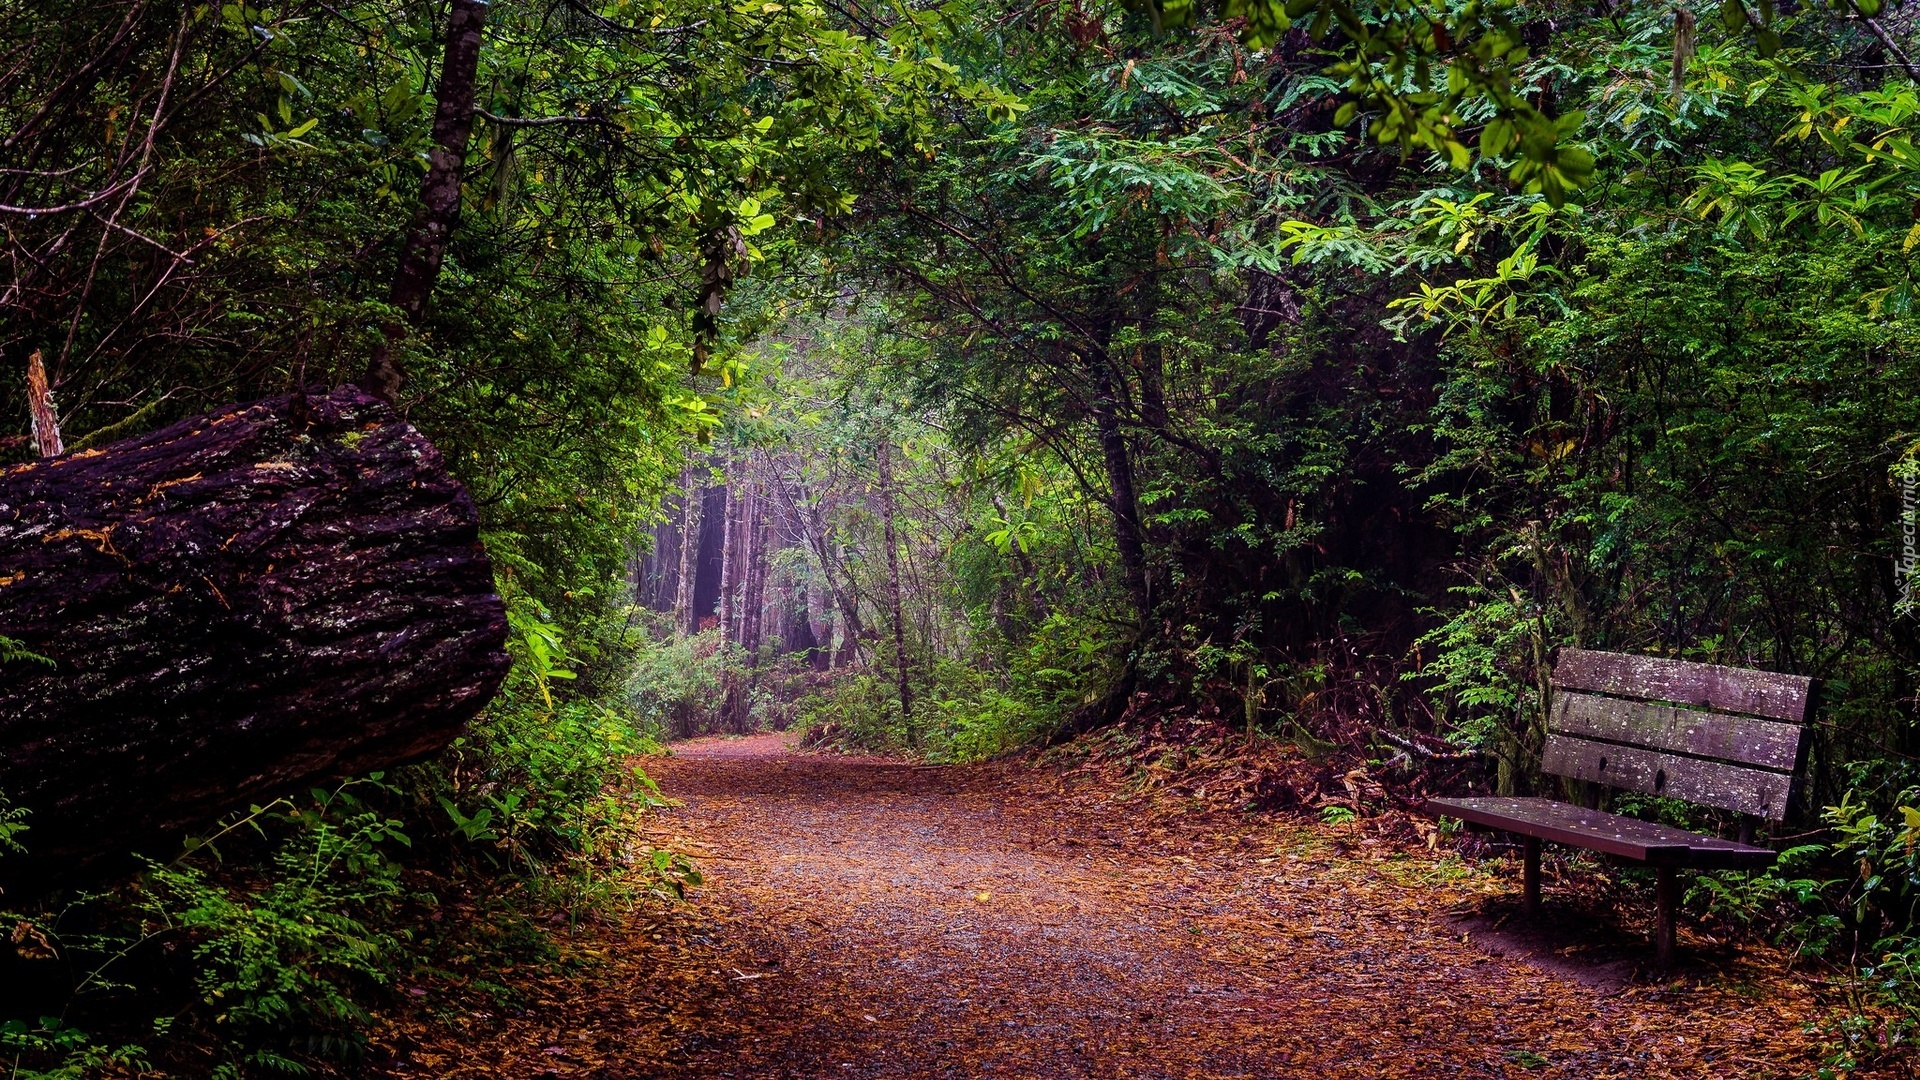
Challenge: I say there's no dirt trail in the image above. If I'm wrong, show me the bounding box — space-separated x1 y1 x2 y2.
643 734 1823 1079
390 733 1829 1078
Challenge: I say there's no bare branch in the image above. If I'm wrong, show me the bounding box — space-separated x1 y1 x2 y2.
1859 13 1920 83
0 169 151 216
476 107 601 127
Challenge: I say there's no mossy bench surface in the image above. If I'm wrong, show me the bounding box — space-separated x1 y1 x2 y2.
1424 796 1778 869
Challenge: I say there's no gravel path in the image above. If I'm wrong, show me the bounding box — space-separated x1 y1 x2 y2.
632 734 1824 1080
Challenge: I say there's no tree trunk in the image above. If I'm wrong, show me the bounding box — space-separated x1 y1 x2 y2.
760 568 782 656
877 441 913 723
775 477 866 663
803 576 831 671
650 517 676 609
363 0 489 403
25 350 61 458
1089 353 1151 623
716 471 738 643
779 572 810 657
736 475 758 651
832 541 864 668
743 473 771 655
0 387 508 884
715 469 746 731
672 460 702 637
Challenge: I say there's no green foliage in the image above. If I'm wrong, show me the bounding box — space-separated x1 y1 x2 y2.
0 604 688 1076
0 636 53 668
797 672 906 750
1113 0 1602 200
444 600 663 872
624 630 742 738
0 790 28 856
796 663 1038 763
17 0 1920 1068
0 782 412 1077
797 611 1119 762
0 1019 147 1080
136 782 410 1071
1688 782 1920 1073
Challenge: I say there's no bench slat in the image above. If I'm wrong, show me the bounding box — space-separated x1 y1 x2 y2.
1553 649 1813 723
1551 691 1805 771
1423 796 1778 869
1541 734 1795 820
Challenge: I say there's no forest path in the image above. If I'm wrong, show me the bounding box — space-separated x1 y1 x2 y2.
392 733 1826 1078
634 734 1822 1079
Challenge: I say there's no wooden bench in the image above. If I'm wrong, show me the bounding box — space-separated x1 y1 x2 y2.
1422 648 1814 967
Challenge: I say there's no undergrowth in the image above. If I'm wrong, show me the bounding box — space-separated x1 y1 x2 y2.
0 589 696 1078
795 613 1118 762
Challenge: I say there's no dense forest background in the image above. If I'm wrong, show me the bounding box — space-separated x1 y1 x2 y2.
10 0 1920 1073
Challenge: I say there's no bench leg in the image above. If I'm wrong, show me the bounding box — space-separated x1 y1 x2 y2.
1655 866 1677 970
1522 836 1541 916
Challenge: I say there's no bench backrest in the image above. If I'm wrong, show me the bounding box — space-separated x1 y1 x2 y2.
1543 649 1814 822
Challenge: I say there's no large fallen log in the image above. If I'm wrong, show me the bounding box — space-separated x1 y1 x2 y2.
0 387 509 882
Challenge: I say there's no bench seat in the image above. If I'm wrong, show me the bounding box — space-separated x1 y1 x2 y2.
1419 650 1813 967
1426 796 1778 871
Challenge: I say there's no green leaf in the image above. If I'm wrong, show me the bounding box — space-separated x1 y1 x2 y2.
1479 117 1513 158
1557 145 1597 177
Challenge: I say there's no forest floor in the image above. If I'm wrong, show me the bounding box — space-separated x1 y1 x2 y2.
383 732 1844 1079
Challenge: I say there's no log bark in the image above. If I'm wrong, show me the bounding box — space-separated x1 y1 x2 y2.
0 387 508 882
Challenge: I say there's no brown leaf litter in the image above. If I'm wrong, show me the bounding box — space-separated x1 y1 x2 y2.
376 731 1867 1079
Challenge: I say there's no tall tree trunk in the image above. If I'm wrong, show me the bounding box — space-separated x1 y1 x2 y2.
803 576 831 671
743 473 770 655
363 0 488 404
826 560 866 666
738 474 756 652
717 470 738 644
731 477 764 732
759 565 782 656
717 469 749 731
672 461 702 637
878 440 913 723
652 517 676 610
771 475 867 662
783 576 814 661
1089 352 1151 623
